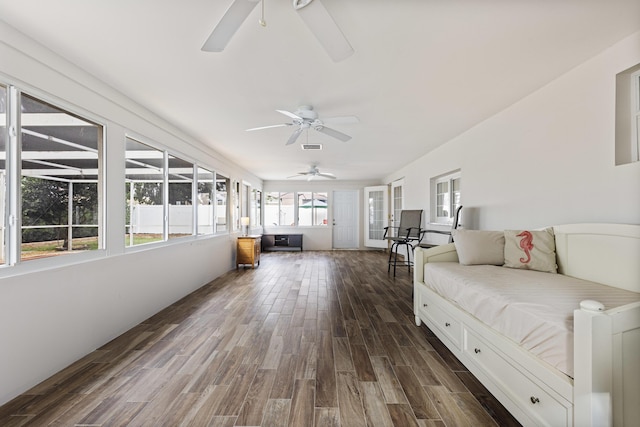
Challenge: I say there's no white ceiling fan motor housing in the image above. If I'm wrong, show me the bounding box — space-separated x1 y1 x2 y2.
293 0 314 10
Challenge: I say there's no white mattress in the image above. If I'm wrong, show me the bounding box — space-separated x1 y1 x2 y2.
423 263 640 377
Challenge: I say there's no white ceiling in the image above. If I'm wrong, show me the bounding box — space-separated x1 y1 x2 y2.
1 0 639 181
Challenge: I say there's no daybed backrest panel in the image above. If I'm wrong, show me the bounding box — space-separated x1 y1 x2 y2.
553 223 640 293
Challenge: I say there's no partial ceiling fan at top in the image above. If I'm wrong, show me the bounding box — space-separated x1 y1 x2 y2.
246 105 359 145
201 0 354 62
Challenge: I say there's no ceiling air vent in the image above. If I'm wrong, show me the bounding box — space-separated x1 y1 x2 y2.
302 143 323 150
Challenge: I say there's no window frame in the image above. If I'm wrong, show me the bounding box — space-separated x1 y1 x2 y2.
167 153 195 240
125 136 222 247
125 136 166 248
196 166 215 236
3 85 106 266
431 171 461 225
633 69 640 163
297 191 328 227
215 173 230 234
615 63 640 165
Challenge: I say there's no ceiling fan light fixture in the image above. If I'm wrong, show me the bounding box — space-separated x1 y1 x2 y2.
293 0 314 10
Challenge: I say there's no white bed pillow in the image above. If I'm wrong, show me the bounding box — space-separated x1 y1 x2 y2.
452 229 505 265
503 228 557 273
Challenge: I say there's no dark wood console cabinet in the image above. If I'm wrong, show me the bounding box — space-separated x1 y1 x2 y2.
261 234 303 252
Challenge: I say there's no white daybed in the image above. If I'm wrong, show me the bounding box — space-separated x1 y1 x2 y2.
413 223 640 427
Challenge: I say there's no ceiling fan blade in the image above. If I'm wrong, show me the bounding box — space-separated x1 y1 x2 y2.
201 0 260 52
246 123 292 131
286 128 304 145
276 109 303 120
318 172 337 179
322 115 359 125
315 125 351 142
296 0 354 62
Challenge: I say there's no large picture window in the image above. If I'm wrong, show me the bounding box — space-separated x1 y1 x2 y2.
20 92 102 261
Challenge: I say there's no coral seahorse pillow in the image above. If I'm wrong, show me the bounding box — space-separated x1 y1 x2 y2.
503 228 557 273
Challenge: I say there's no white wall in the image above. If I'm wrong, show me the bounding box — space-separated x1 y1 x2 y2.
385 31 640 231
0 21 261 405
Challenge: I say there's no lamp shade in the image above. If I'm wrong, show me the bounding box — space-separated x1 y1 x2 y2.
241 217 250 226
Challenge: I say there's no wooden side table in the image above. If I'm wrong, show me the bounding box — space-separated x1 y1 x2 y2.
236 235 261 269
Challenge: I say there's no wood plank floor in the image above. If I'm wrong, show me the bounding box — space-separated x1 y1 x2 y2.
0 250 521 426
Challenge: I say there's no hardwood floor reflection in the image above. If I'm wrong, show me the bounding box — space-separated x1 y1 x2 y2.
0 250 520 426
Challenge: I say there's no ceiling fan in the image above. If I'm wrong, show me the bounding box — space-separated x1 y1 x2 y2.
288 165 336 180
201 0 354 62
246 105 359 145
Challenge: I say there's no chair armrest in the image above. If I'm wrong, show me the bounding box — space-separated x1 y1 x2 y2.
383 226 398 239
421 229 452 236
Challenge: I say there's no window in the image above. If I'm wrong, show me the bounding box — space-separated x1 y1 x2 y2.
125 137 164 247
0 85 6 265
167 154 194 240
297 192 328 226
265 192 295 226
196 167 214 235
432 171 461 224
634 70 640 161
232 180 240 231
251 188 262 227
215 173 229 233
20 92 103 261
615 63 640 165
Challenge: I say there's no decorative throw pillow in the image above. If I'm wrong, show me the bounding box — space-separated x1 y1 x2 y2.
452 229 505 265
503 228 557 273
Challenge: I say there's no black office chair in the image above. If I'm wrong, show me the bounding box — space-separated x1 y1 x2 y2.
419 205 463 249
384 209 424 276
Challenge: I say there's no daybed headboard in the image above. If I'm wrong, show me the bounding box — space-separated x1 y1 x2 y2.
553 223 640 293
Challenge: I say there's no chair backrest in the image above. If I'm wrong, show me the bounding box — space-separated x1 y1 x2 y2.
449 205 463 242
398 210 423 238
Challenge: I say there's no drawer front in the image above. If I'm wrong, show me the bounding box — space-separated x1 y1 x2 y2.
238 240 253 254
418 295 461 349
464 330 569 427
